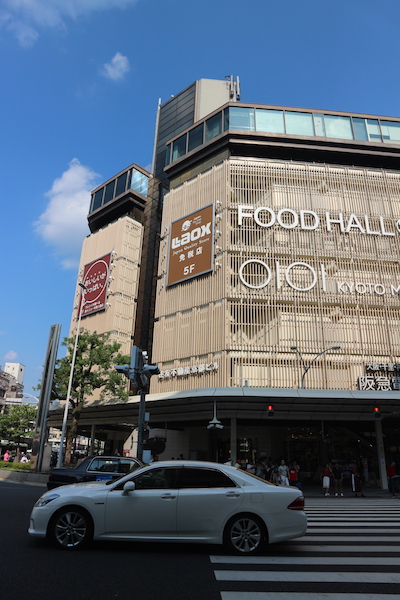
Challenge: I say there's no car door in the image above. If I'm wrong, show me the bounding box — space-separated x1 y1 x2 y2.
176 467 244 538
105 466 181 536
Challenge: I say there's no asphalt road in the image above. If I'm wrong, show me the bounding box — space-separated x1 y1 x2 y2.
2 482 399 600
0 481 220 600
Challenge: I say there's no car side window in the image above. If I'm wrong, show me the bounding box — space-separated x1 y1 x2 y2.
177 467 237 489
118 460 138 474
134 467 180 490
88 458 119 473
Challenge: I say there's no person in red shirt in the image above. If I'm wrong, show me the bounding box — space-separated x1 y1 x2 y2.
387 462 397 495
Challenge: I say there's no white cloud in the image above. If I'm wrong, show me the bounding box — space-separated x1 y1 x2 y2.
1 0 139 47
101 52 130 81
34 159 100 269
4 350 18 361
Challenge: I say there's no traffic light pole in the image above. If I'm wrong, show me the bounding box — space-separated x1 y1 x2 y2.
137 388 146 461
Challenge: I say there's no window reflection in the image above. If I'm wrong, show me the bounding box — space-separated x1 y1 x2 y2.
256 109 284 133
380 121 400 143
285 112 314 136
324 115 353 139
225 107 255 131
172 135 187 161
206 113 222 142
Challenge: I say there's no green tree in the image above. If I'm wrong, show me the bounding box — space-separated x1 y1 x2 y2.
52 329 130 464
0 404 37 446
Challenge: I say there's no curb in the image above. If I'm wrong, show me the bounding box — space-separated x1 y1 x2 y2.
0 469 48 486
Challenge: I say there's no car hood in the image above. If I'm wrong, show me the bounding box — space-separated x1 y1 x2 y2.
46 481 110 494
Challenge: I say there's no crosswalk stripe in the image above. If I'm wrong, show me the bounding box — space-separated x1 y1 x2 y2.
210 555 400 565
220 594 400 600
292 534 400 541
279 544 400 552
213 498 400 599
215 570 400 583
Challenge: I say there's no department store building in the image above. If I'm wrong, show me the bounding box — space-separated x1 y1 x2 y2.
49 77 400 486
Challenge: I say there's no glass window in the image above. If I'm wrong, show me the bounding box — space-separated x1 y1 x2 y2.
380 120 400 143
118 459 140 474
324 115 353 139
115 172 128 197
256 109 284 133
313 114 325 136
88 458 119 473
352 118 368 141
188 123 204 152
134 467 180 490
104 180 115 204
366 119 381 142
130 168 149 196
285 111 314 136
172 134 187 161
165 144 171 166
177 467 237 489
92 188 104 211
225 107 255 131
205 112 222 142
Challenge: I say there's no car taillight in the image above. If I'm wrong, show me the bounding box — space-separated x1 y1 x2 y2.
287 496 305 511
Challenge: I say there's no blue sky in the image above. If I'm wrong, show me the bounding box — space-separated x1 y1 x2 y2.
1 0 400 398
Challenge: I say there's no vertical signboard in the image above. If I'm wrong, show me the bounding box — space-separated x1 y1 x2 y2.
78 253 112 317
167 204 214 287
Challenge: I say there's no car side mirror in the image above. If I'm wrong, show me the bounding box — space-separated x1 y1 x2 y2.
122 481 136 495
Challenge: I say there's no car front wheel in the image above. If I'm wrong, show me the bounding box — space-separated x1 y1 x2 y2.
48 507 93 550
224 514 266 554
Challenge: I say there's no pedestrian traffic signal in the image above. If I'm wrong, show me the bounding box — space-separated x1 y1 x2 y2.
373 406 381 419
115 346 159 391
267 404 274 417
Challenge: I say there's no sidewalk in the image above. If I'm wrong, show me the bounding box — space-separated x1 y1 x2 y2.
301 481 398 499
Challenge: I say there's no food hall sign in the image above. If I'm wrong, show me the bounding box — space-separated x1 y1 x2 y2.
238 205 400 297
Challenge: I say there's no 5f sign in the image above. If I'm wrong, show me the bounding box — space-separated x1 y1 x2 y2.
167 204 214 287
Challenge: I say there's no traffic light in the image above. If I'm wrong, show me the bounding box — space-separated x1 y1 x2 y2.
115 346 159 391
373 406 381 419
115 346 144 387
267 404 274 417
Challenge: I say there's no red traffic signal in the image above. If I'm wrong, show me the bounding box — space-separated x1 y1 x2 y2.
267 404 274 417
373 406 381 419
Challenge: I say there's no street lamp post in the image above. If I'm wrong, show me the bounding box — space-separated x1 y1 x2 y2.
291 345 341 389
56 283 87 468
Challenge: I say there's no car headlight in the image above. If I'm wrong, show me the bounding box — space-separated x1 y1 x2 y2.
34 493 60 507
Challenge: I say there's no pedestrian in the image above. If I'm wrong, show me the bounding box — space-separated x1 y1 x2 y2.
332 463 344 496
321 463 333 496
3 449 10 462
278 459 290 486
351 465 364 497
387 462 397 495
288 463 301 489
20 452 29 463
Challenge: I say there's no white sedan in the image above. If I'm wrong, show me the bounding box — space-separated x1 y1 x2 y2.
29 460 307 554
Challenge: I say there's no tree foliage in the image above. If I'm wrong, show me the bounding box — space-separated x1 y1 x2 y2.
52 329 130 464
0 405 37 442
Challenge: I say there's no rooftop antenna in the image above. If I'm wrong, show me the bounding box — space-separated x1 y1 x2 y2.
225 75 240 102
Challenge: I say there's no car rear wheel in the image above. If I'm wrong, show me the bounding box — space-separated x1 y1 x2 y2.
224 514 266 554
48 507 93 550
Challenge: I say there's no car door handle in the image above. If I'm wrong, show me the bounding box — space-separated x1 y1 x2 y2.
225 492 240 498
161 493 176 500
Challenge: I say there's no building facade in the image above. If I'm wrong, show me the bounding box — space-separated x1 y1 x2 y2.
50 79 400 483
